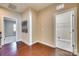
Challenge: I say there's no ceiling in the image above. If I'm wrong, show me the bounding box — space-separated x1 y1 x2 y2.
0 3 57 13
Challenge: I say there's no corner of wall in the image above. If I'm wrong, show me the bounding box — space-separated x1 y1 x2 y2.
21 39 30 46
38 40 55 48
32 40 38 45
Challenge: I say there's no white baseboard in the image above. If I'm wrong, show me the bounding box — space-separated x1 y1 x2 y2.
21 40 30 46
31 40 55 48
38 41 55 48
16 39 21 41
22 40 38 46
32 41 38 45
21 40 55 48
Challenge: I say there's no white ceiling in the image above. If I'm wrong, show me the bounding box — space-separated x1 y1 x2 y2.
0 3 57 13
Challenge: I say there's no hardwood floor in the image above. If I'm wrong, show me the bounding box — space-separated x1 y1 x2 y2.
0 41 75 56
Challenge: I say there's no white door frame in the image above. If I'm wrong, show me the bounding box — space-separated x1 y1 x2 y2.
1 16 18 45
55 7 77 54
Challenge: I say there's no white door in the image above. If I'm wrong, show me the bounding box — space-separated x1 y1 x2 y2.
56 10 75 52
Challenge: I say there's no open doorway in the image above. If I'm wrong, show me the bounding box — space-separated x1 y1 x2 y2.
3 17 17 44
55 9 77 54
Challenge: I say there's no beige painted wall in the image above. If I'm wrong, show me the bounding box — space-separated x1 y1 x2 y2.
37 5 56 47
0 7 21 45
31 9 38 43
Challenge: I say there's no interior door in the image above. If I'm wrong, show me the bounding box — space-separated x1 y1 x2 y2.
56 10 74 52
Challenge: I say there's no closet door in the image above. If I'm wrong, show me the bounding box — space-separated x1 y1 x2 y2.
56 10 74 52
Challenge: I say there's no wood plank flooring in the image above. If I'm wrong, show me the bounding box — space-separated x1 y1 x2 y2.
0 41 75 56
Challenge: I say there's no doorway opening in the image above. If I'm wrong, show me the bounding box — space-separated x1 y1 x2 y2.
3 17 17 44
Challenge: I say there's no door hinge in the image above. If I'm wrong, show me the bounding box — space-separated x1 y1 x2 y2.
72 44 74 47
72 29 74 32
72 14 74 16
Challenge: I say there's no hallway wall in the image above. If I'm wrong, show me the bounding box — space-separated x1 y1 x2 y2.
21 9 30 45
37 5 56 47
32 9 38 43
21 8 39 45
